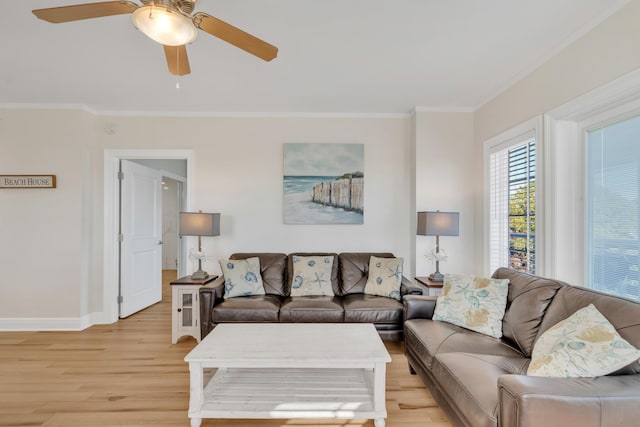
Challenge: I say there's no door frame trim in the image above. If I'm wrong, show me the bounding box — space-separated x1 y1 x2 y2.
103 149 195 324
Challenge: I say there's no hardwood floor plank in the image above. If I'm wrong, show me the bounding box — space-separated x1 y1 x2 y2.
0 270 451 427
0 413 50 427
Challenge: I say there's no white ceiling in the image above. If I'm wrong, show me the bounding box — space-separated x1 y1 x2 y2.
0 0 630 115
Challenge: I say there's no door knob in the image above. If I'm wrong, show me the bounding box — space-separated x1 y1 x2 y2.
158 240 163 245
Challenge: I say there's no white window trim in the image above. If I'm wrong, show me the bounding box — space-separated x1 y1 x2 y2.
483 116 544 277
544 68 640 285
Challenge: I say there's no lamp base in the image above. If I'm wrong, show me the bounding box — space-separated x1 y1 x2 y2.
190 270 209 280
429 272 444 282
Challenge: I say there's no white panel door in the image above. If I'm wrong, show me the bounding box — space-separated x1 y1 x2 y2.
120 160 163 318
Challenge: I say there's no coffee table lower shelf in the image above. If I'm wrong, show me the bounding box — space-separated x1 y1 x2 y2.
189 367 385 426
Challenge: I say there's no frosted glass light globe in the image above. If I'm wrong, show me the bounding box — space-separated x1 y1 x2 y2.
132 5 197 46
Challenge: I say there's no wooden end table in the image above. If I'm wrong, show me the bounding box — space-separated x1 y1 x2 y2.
170 275 218 344
415 276 444 296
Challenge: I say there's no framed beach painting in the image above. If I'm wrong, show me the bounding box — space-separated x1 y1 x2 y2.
283 143 364 224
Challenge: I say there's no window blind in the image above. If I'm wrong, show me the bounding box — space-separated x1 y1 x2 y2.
587 115 640 302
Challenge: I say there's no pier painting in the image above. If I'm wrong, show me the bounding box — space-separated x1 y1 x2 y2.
283 143 364 224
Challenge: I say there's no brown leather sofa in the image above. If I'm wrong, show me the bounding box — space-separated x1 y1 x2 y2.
403 267 640 427
200 252 424 341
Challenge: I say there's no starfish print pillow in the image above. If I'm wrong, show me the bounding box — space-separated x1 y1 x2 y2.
290 255 335 297
364 256 404 301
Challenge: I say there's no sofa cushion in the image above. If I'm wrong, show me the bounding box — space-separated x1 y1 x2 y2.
537 284 640 375
404 319 524 370
528 304 640 377
219 257 265 298
492 267 563 357
287 253 340 296
433 274 509 338
279 296 344 322
432 352 529 427
339 252 396 295
363 256 404 300
230 253 287 296
213 294 281 323
342 293 403 324
290 255 335 296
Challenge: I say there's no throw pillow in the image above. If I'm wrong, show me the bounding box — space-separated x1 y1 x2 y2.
528 304 640 377
363 256 404 301
290 255 334 296
433 274 509 338
219 257 265 298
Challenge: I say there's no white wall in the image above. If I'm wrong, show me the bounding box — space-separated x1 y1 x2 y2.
96 116 413 282
0 109 93 328
132 159 187 179
415 111 475 278
1 111 417 328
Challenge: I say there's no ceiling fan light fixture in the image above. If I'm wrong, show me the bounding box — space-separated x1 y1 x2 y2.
132 5 197 46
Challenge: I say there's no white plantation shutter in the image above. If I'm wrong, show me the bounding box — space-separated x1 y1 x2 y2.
487 129 536 274
489 147 509 273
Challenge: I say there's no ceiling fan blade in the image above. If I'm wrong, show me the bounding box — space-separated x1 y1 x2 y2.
33 1 138 23
164 45 191 76
193 12 278 61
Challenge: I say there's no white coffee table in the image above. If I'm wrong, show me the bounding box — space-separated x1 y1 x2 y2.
184 323 392 427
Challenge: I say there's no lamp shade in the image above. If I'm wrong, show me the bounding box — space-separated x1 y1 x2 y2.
179 212 220 237
132 5 198 46
417 211 459 236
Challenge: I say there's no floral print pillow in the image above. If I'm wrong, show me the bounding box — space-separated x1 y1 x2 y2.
290 256 335 297
219 257 265 298
363 256 404 301
528 304 640 377
433 274 509 338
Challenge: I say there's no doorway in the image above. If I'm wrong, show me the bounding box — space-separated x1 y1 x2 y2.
103 149 195 324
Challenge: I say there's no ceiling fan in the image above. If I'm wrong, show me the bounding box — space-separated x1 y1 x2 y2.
32 0 278 76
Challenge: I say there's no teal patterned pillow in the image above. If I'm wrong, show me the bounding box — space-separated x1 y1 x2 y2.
433 274 509 338
528 304 640 377
363 256 404 301
290 255 334 296
219 257 265 298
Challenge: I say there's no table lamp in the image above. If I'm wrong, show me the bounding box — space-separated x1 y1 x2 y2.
179 211 220 279
417 211 460 282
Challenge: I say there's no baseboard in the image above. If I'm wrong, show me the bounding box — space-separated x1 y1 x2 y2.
84 311 114 327
0 311 118 331
0 317 86 331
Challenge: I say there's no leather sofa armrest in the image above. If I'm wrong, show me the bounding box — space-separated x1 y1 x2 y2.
498 374 640 427
403 295 438 321
400 276 424 296
199 276 225 339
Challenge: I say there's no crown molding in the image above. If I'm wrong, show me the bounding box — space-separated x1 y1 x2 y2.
0 102 410 119
474 0 632 111
412 106 475 114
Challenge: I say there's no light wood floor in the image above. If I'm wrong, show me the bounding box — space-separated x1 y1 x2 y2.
0 270 452 427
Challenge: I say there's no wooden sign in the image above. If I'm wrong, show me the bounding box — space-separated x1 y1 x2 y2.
0 175 56 189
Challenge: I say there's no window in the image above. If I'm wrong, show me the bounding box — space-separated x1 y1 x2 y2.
488 139 536 274
545 68 640 295
586 115 640 302
508 141 536 273
485 119 539 274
